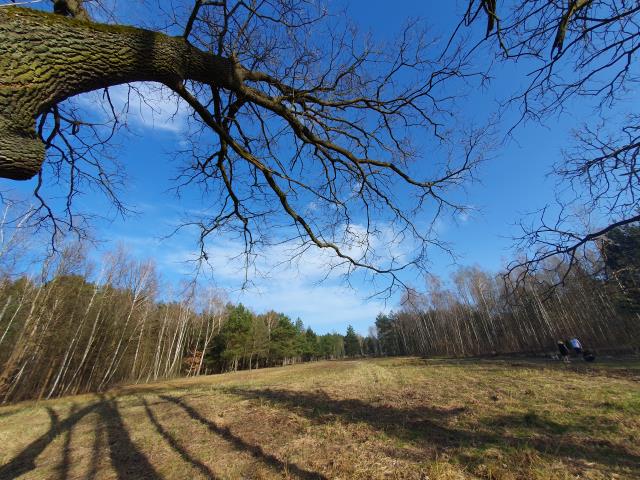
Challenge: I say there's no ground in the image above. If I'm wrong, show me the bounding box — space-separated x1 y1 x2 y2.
0 357 639 480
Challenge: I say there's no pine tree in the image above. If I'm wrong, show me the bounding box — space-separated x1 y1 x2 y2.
602 224 640 314
344 325 361 357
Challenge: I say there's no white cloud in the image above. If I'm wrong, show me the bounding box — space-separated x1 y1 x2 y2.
233 281 386 334
104 228 392 335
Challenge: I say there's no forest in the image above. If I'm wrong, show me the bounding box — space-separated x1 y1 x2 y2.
0 239 349 404
369 225 640 358
1 0 640 477
0 0 639 406
1 213 638 404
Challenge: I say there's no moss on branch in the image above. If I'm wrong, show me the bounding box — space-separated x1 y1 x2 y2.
0 7 242 180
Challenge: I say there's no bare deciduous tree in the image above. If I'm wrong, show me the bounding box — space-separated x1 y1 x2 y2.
0 0 489 290
459 0 640 284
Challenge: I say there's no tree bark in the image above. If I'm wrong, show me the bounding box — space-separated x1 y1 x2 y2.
0 7 242 180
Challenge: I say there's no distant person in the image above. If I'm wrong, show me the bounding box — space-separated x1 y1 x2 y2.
557 341 570 363
569 337 582 355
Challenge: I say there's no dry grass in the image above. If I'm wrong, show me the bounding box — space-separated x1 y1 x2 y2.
1 357 639 479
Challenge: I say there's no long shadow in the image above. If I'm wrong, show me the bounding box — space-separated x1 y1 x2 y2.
223 387 467 444
224 387 640 472
0 396 163 480
57 404 76 480
160 395 328 480
0 410 20 420
142 397 219 479
86 410 106 480
484 410 621 436
95 396 163 480
0 403 97 480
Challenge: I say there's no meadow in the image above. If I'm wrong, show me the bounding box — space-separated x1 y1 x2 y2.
1 357 639 479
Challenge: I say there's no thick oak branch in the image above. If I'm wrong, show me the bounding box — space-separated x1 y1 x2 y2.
0 7 242 180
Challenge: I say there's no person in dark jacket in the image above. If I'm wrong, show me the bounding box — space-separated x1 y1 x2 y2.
557 341 570 363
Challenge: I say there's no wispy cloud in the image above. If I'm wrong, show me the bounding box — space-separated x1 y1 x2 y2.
76 82 190 134
104 228 392 335
234 281 386 333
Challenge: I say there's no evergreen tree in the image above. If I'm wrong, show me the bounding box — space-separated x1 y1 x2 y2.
318 334 345 359
269 314 299 365
209 304 253 371
602 224 640 314
362 336 378 356
344 325 361 357
303 327 319 361
375 313 402 356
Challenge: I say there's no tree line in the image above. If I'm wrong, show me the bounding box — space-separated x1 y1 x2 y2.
2 214 637 404
0 236 353 404
365 225 640 358
206 304 346 372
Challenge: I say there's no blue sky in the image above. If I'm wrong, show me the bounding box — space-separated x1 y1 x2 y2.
0 0 612 335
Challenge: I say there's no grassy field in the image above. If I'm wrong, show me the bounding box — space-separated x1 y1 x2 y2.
0 357 639 480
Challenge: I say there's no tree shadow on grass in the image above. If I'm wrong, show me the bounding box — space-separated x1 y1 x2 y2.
159 394 328 480
0 404 95 480
141 397 219 479
96 396 163 480
86 409 106 480
224 387 640 473
223 387 468 445
56 404 76 480
0 396 162 480
0 410 20 420
484 410 620 436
